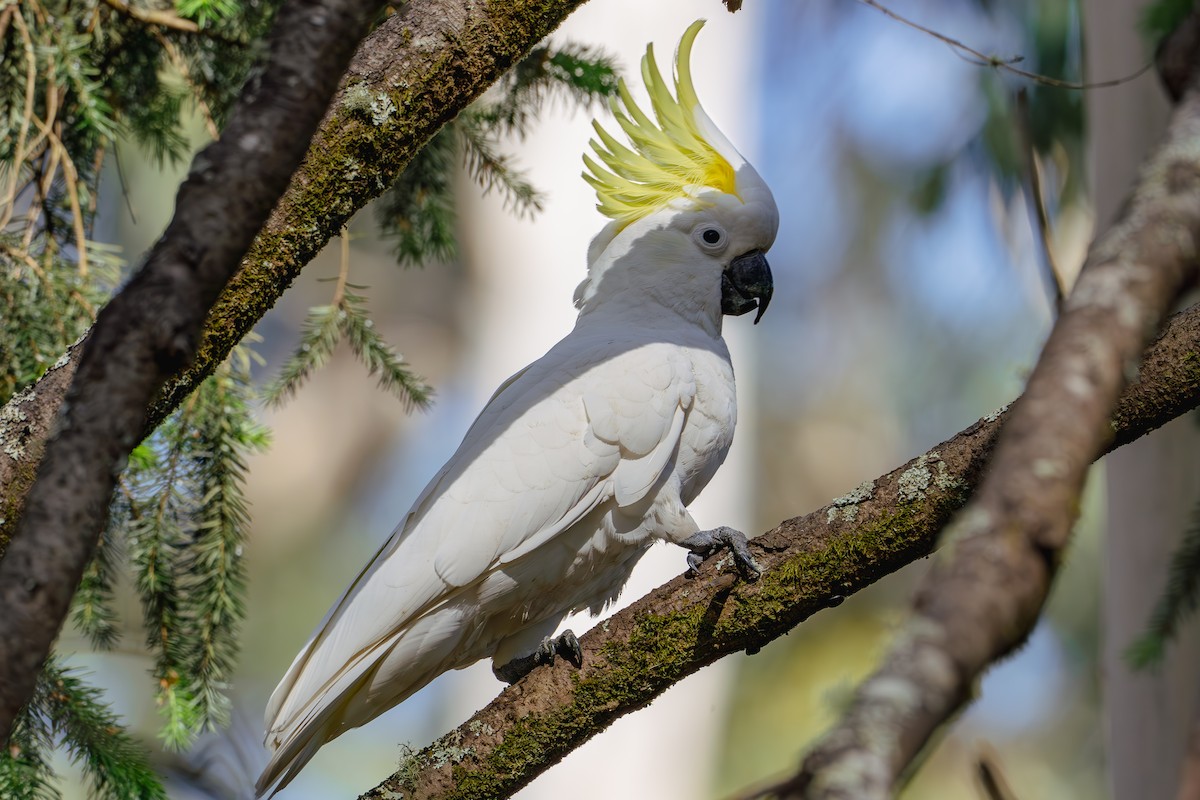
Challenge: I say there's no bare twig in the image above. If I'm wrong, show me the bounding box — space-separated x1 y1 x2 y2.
44 133 89 277
100 0 200 33
1014 88 1065 312
112 146 138 224
856 0 1153 90
333 224 351 306
24 146 59 250
0 240 51 289
976 746 1021 800
154 29 221 139
0 5 14 43
0 7 38 232
87 144 106 225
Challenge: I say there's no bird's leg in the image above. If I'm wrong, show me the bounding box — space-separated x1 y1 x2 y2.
681 526 762 581
493 629 583 684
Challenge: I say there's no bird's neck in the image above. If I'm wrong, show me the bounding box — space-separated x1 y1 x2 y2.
574 235 724 337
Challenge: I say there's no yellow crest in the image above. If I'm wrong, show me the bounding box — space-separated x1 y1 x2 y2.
583 20 738 228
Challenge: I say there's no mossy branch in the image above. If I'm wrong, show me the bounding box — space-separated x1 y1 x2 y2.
0 0 592 555
150 0 592 430
357 303 1200 800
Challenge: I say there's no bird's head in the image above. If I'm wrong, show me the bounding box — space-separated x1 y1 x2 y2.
574 19 778 333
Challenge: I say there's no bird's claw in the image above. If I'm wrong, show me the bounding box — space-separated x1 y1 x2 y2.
550 629 584 669
494 630 583 684
681 526 762 581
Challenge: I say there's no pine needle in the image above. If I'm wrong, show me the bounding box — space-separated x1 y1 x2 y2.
340 291 433 410
456 111 544 218
1 655 166 800
70 521 122 650
1126 499 1200 669
266 289 432 411
377 127 457 267
375 41 619 265
261 303 341 407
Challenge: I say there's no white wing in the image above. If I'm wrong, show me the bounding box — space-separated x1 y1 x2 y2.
258 333 697 795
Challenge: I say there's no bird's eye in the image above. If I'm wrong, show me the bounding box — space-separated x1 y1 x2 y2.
694 224 726 251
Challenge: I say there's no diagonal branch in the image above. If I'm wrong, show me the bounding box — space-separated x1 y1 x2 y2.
758 26 1200 800
355 302 1200 800
0 0 593 557
0 0 383 739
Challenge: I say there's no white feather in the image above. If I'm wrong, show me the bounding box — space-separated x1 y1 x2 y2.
259 21 780 794
257 320 733 795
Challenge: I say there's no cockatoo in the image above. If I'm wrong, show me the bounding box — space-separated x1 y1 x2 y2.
258 19 777 795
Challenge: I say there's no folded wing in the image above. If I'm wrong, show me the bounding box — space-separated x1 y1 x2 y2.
258 339 696 795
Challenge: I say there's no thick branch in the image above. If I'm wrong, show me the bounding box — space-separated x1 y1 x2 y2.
0 0 591 556
356 303 1200 800
0 0 382 738
770 44 1200 800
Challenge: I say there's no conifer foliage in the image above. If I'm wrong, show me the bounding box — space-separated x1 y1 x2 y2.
0 0 618 795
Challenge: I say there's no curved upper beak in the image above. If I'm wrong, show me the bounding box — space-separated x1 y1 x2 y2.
721 250 774 324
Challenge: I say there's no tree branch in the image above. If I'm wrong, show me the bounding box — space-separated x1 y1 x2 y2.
0 0 382 739
354 301 1200 800
759 31 1200 800
0 0 592 556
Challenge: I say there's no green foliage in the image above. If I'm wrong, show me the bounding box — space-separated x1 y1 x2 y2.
1126 500 1200 668
176 0 243 28
0 241 120 404
979 10 1083 192
266 287 432 410
909 1 1086 216
482 43 620 137
376 41 618 266
377 127 458 266
1141 0 1197 44
456 111 544 218
115 348 269 748
69 522 122 651
173 2 280 129
0 655 166 800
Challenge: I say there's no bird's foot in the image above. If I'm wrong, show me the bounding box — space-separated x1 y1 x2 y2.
493 630 583 684
681 526 762 581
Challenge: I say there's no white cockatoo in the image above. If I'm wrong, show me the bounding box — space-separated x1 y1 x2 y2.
258 19 777 795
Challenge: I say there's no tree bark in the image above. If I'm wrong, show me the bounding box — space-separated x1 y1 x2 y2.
353 303 1200 800
0 0 384 739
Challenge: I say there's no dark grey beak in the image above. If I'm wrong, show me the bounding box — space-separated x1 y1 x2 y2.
721 250 774 324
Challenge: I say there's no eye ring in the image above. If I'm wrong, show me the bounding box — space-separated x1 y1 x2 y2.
694 224 727 252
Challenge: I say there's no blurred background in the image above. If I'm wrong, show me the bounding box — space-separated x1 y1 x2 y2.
54 0 1189 797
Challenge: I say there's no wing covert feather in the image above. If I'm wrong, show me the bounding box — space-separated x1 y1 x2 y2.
267 338 698 741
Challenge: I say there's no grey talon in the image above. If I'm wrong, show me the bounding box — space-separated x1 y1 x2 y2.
493 630 585 684
555 629 584 669
681 526 762 581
